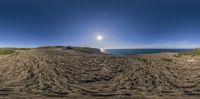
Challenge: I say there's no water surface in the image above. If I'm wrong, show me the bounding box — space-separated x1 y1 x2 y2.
103 49 193 56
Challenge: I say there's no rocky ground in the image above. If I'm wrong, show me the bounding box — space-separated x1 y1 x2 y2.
0 48 200 99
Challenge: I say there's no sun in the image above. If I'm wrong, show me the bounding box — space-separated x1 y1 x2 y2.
97 35 103 41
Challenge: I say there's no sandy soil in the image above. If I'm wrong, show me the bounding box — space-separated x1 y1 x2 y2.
0 48 200 99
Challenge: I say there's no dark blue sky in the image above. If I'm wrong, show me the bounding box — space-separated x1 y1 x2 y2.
0 0 200 48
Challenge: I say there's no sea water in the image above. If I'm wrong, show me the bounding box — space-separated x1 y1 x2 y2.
103 49 193 56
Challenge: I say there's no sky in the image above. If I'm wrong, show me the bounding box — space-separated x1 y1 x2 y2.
0 0 200 48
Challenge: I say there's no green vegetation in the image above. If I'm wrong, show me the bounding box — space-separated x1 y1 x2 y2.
0 48 30 55
13 48 30 50
37 46 65 49
178 49 200 56
73 47 101 54
162 58 173 62
0 48 15 55
137 57 149 62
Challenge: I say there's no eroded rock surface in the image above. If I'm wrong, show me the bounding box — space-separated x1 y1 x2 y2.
0 48 200 98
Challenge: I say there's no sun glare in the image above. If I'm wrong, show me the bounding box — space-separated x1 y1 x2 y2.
97 35 103 41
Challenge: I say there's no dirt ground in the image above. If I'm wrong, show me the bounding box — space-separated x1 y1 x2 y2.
0 48 200 99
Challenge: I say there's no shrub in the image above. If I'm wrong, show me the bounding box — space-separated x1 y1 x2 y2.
0 49 15 55
178 49 200 56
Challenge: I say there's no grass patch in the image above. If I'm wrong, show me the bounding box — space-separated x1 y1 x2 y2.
137 57 149 62
162 58 173 62
13 48 30 50
0 48 30 55
0 48 16 55
37 46 65 49
178 49 200 56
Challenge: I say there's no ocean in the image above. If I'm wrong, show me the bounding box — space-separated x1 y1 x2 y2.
103 49 193 56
